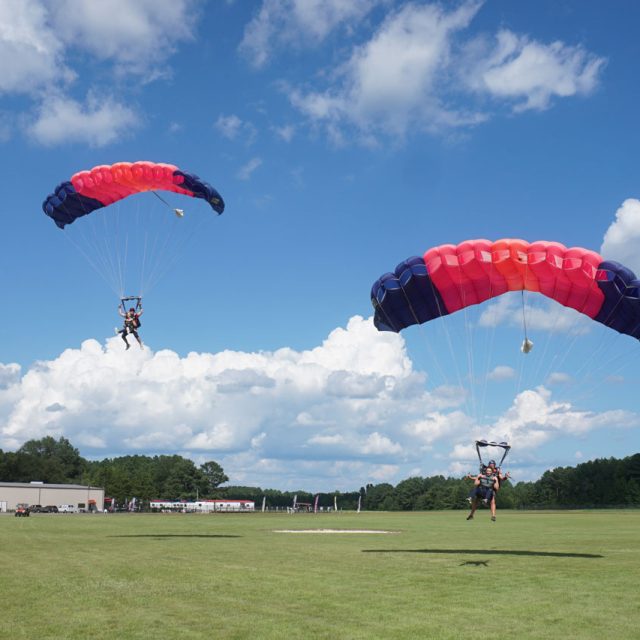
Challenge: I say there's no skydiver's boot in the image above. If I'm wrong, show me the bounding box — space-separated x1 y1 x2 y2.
125 342 131 350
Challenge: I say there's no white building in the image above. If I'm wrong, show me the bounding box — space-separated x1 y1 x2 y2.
0 481 105 512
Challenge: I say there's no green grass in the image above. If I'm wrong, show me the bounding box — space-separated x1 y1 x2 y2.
1 510 639 639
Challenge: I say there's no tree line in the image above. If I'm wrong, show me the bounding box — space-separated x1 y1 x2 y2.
1 436 639 509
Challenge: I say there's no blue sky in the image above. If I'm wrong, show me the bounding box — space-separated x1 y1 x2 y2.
1 0 639 492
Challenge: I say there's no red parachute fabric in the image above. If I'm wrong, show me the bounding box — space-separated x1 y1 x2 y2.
422 239 605 318
70 162 192 205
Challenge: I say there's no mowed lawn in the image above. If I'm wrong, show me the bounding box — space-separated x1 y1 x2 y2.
1 509 638 639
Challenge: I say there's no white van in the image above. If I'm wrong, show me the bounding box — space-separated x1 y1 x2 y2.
58 504 77 513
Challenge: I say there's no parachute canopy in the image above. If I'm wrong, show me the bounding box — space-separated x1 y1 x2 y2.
43 161 225 229
371 239 640 340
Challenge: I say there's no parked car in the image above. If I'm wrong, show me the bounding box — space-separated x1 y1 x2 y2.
43 505 59 513
15 503 30 517
58 504 77 513
29 504 46 513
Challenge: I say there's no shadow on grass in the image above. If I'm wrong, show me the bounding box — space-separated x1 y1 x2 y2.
362 548 603 558
109 534 241 539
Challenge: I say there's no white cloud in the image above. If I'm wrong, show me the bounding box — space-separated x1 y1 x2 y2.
27 93 140 147
489 386 639 446
404 411 472 445
285 1 604 144
274 124 296 142
215 114 243 139
0 0 197 146
237 157 263 180
289 2 484 141
0 363 21 389
464 30 606 111
478 293 592 335
0 0 73 95
214 114 257 145
1 0 195 90
546 372 572 385
601 199 640 275
1 319 637 489
360 432 403 456
240 0 380 68
0 317 422 453
48 0 196 74
445 385 640 478
487 365 515 381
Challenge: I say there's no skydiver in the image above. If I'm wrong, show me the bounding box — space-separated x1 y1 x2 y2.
116 305 143 350
490 463 511 514
466 463 500 522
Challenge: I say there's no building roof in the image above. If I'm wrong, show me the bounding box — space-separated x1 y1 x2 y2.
0 482 103 490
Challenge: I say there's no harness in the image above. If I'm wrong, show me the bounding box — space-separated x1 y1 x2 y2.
125 314 139 329
479 473 496 488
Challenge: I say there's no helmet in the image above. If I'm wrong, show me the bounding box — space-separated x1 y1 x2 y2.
488 460 496 466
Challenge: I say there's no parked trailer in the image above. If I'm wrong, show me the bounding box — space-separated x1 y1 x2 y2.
150 500 255 513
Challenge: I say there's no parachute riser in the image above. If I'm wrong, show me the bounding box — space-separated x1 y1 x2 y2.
475 439 511 472
120 296 142 314
151 190 185 218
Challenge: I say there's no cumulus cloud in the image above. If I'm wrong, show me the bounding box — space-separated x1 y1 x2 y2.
240 0 380 68
478 293 592 335
1 318 637 489
0 363 21 389
27 93 140 147
463 30 605 111
48 0 196 74
289 2 484 142
404 411 472 446
445 385 639 479
1 0 197 145
601 199 640 275
546 372 572 386
487 365 516 381
283 1 604 144
489 386 639 447
0 317 420 453
0 0 73 95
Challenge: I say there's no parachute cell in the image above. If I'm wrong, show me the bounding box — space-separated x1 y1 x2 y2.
371 239 640 340
42 161 225 229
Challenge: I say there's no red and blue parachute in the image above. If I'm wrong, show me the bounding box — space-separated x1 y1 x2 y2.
371 239 640 340
42 161 224 228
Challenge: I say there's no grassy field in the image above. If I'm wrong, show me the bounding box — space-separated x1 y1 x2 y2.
1 509 638 639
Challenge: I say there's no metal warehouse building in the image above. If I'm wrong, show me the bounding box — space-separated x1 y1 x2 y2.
0 482 104 512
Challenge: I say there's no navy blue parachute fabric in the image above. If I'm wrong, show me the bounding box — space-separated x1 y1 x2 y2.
594 261 640 338
371 257 448 332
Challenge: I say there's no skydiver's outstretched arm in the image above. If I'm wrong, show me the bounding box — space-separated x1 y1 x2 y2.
118 306 126 318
